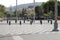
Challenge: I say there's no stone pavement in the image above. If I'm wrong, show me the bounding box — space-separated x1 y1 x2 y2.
0 20 54 34
0 32 60 40
0 20 60 40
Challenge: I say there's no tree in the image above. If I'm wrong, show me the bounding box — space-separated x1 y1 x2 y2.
6 14 10 18
0 5 6 18
49 0 54 1
43 13 49 19
22 8 27 18
0 12 4 17
0 5 5 13
35 6 43 19
48 11 53 18
41 1 60 19
13 10 16 17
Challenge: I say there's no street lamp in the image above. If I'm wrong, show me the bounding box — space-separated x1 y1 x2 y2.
33 0 35 22
52 0 59 31
47 2 50 23
15 0 17 23
24 14 26 23
9 5 12 19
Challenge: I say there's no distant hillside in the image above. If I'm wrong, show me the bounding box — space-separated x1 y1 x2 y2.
6 2 42 11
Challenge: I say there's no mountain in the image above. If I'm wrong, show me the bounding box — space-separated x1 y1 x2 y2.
6 2 42 11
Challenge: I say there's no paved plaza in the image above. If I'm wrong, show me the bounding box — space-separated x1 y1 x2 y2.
0 20 60 40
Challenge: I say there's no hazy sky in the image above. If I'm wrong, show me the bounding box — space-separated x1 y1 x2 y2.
0 0 60 7
0 0 49 7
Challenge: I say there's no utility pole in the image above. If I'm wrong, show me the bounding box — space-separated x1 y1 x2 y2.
52 0 59 31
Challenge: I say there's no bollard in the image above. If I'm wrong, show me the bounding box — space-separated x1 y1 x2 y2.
20 21 21 25
0 20 3 22
9 21 11 25
30 20 33 25
24 20 25 23
15 19 17 23
40 20 42 24
51 20 52 24
48 19 49 23
7 20 8 23
31 20 33 24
